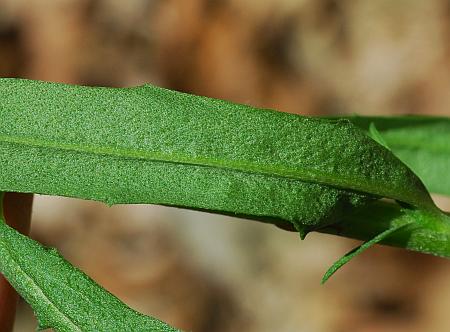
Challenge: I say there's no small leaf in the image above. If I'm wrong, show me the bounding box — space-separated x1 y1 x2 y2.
321 221 412 283
0 193 180 332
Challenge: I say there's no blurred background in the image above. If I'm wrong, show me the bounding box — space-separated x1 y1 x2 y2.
1 1 450 331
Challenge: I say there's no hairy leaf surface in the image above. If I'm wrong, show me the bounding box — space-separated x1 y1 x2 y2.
0 79 435 234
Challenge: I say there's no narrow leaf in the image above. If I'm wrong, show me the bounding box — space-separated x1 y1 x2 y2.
0 79 436 235
0 193 180 332
347 115 450 196
321 221 412 283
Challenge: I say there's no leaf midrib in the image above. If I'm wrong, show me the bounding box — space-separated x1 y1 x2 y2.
0 133 422 207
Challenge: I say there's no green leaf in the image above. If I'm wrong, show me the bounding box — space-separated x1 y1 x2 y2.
0 79 436 236
321 221 412 284
0 193 180 332
0 79 448 329
346 115 450 196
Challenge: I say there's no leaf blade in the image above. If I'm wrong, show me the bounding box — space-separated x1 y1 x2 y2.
0 79 436 234
0 194 180 332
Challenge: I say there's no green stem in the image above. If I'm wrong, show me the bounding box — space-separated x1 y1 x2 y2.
319 201 450 258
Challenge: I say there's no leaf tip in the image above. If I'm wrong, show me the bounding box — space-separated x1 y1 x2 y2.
298 228 309 240
368 122 391 151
